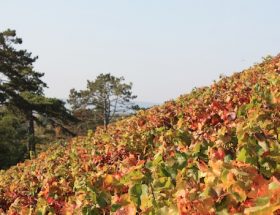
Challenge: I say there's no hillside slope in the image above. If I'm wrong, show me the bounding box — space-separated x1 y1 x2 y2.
1 56 280 214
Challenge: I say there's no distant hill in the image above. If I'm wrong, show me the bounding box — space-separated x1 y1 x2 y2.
1 55 280 214
61 99 158 110
135 101 158 109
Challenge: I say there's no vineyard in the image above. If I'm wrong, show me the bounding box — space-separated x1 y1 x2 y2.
1 55 280 214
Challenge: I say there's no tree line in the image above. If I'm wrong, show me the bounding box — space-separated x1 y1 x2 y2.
0 29 138 169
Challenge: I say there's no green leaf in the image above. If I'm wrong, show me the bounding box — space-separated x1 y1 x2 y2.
255 197 270 206
153 152 163 166
121 170 145 185
153 177 173 191
178 130 192 146
130 183 142 207
237 147 247 162
111 204 122 212
97 191 111 208
269 181 280 190
140 184 153 211
82 207 100 215
175 152 187 169
236 147 258 166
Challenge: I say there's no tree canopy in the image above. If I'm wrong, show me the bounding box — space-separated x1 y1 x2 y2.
68 73 137 129
0 29 76 157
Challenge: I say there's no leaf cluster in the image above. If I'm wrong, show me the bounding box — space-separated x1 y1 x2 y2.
1 55 280 214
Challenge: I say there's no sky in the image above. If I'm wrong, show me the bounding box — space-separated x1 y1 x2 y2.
1 0 280 103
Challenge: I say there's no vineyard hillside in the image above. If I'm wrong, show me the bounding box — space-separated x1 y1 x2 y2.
1 56 280 214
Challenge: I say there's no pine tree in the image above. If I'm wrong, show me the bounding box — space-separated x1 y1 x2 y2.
68 73 137 130
0 29 76 157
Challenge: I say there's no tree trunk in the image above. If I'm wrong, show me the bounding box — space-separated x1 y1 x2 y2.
104 110 110 130
103 98 107 130
103 98 110 130
27 110 35 158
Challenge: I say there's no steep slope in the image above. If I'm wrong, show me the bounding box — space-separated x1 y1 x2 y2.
1 56 280 214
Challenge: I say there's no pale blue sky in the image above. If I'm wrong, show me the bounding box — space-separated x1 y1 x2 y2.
1 1 280 103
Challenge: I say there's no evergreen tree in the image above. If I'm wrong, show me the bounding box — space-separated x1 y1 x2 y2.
0 29 76 157
0 108 26 169
68 73 137 130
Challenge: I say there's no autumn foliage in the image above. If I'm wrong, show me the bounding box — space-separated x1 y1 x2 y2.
1 55 280 214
